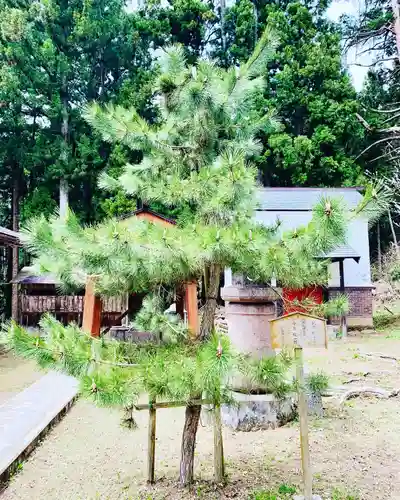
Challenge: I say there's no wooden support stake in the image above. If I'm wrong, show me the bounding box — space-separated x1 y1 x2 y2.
213 404 225 484
339 260 347 339
295 346 312 500
82 276 102 336
185 281 199 339
147 399 156 484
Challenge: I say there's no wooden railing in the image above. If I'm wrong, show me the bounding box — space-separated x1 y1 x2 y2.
19 295 127 314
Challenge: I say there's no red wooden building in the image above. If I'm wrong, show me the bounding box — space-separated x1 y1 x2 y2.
11 208 199 337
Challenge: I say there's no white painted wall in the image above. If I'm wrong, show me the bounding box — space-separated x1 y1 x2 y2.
255 211 372 287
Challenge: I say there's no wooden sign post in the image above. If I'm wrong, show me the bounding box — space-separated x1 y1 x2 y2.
294 345 312 499
270 312 327 500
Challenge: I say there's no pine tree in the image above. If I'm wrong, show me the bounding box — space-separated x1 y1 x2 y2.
3 29 384 486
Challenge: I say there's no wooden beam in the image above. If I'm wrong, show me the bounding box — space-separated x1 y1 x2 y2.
134 399 215 411
338 259 347 338
339 260 345 291
82 276 102 336
185 281 198 339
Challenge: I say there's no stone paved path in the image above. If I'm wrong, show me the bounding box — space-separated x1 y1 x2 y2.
0 371 78 477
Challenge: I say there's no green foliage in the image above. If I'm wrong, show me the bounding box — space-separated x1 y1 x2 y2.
133 293 188 342
373 311 400 330
243 350 294 399
306 371 330 395
250 483 297 499
223 1 364 187
390 264 400 282
1 316 294 410
277 484 296 495
320 294 350 318
331 487 359 500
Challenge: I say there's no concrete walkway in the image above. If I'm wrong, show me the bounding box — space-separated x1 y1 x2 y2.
0 371 78 479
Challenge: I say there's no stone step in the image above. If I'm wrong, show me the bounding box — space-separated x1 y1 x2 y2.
0 371 78 480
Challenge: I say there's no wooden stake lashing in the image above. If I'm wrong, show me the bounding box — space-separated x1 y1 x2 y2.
295 346 312 499
147 399 156 484
213 404 225 483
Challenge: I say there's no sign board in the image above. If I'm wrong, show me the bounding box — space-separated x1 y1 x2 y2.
270 312 327 349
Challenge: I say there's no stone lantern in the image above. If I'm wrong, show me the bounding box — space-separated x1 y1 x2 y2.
220 272 281 367
219 272 295 431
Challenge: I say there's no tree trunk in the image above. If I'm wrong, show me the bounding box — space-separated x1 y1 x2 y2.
391 0 400 62
11 177 19 321
252 1 258 49
388 210 399 257
199 264 220 340
220 0 226 53
179 264 221 486
60 179 69 219
179 403 202 486
377 222 382 275
60 90 69 219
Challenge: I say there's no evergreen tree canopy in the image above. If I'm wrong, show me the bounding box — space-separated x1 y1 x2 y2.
22 31 359 300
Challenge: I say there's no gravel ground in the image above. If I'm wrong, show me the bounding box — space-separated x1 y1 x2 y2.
0 351 42 405
3 333 400 499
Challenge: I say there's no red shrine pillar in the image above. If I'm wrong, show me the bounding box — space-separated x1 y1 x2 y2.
82 276 102 336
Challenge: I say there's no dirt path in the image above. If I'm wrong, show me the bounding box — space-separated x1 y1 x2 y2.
3 333 400 499
0 351 42 405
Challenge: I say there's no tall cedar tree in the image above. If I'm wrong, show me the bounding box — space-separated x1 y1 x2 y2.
222 0 365 186
0 0 159 223
11 31 382 485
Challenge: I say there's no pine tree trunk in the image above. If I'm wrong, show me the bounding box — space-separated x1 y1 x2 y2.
199 264 220 340
179 264 221 486
11 176 19 321
179 403 202 486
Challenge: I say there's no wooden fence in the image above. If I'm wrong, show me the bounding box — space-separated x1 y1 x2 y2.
19 294 128 328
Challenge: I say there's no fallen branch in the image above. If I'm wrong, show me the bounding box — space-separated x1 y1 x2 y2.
343 378 364 384
339 386 400 404
384 305 395 315
357 350 400 361
343 371 371 377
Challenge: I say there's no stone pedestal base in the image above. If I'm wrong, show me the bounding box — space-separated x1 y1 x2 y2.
221 392 296 431
224 301 276 358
